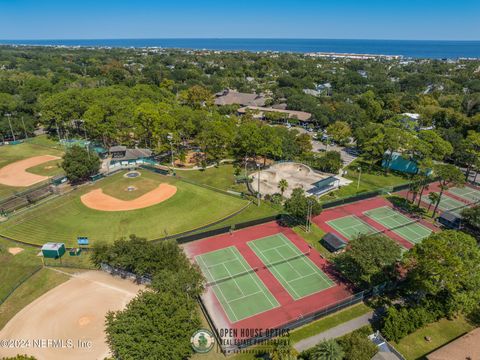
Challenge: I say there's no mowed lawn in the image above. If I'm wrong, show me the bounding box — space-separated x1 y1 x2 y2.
0 137 64 199
0 237 77 330
175 164 247 193
323 158 409 201
393 316 474 360
0 170 249 246
0 240 42 302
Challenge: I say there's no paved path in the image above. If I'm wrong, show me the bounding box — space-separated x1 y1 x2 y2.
294 311 374 352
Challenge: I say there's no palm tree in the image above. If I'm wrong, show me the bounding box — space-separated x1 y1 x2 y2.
431 164 465 216
278 179 289 197
428 192 440 214
269 336 298 360
311 339 344 360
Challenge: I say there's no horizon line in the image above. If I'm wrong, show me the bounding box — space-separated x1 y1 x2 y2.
1 37 480 42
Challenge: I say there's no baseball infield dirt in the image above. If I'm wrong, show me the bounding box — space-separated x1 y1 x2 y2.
80 183 177 211
0 155 61 187
0 270 144 360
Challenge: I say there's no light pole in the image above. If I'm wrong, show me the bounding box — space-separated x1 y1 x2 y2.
5 113 15 142
357 166 362 190
257 163 261 207
305 198 313 233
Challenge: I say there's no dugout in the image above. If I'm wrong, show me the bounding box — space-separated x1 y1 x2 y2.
322 232 347 253
437 211 462 230
41 242 66 259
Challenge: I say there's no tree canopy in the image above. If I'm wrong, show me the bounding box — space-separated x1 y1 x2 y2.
334 234 402 289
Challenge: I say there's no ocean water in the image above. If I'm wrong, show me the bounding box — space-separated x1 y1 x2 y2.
1 38 479 59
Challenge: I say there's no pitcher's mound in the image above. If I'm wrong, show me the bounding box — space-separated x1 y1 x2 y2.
81 183 177 211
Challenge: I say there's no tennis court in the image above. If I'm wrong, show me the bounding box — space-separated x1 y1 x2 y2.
448 187 480 203
327 215 377 240
364 206 432 244
248 234 334 300
422 194 467 215
195 246 279 323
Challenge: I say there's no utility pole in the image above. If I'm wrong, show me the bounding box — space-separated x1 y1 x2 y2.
6 113 15 142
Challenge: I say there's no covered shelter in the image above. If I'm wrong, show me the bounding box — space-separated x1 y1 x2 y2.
437 211 463 229
308 176 341 196
321 232 347 253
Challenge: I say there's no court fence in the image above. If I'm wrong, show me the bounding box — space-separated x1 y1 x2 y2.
174 214 282 244
210 290 367 353
321 181 428 210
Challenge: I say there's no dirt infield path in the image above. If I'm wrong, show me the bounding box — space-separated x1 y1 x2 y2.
0 270 144 360
0 155 61 187
81 183 177 211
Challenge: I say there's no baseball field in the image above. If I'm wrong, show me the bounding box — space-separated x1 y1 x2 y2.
0 169 249 246
0 139 64 199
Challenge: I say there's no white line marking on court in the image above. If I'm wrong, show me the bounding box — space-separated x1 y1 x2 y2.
227 247 278 309
196 253 239 322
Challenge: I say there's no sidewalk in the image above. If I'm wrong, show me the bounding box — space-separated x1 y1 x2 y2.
294 311 375 352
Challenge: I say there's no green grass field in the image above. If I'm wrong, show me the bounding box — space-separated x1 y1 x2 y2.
175 164 247 193
393 316 474 360
0 239 43 302
0 137 64 199
25 159 63 178
0 235 91 330
0 170 249 246
0 268 70 330
324 159 409 200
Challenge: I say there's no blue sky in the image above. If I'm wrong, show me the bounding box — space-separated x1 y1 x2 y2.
0 0 479 40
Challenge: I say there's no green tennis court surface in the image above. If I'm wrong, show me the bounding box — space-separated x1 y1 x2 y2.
364 206 432 244
195 246 279 323
248 234 334 300
448 187 480 203
327 215 377 240
422 194 467 215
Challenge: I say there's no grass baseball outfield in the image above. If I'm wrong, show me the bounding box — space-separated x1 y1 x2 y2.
0 170 249 246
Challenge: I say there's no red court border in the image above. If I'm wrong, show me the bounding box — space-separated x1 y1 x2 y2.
312 196 439 249
182 221 353 345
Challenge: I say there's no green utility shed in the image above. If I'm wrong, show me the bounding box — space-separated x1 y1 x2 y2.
41 242 66 259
